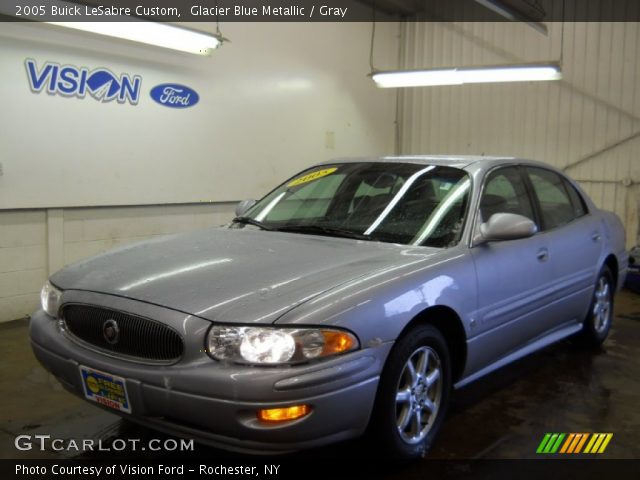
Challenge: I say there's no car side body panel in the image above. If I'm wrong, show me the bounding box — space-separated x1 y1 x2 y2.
275 244 477 347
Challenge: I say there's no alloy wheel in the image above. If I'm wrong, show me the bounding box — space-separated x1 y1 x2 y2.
395 346 443 444
593 276 611 333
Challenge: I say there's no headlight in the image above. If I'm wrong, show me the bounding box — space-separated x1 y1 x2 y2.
40 281 62 317
206 326 358 365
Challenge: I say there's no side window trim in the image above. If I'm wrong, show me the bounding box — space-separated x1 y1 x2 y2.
519 165 546 231
561 177 590 216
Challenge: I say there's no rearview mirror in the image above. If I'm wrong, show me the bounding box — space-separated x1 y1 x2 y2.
235 199 256 217
480 213 538 242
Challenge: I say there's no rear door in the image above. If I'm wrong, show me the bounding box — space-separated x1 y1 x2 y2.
523 167 602 324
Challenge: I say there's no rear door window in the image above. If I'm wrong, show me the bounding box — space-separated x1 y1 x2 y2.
525 167 580 230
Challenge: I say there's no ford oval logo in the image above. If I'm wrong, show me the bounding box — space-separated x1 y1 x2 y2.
150 83 199 108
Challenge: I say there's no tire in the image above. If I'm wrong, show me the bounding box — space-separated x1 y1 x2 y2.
577 266 614 347
368 324 451 459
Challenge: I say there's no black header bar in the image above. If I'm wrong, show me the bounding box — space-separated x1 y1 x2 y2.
1 0 639 22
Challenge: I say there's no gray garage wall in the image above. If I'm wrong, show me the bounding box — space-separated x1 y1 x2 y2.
398 21 640 248
0 204 236 323
0 21 399 323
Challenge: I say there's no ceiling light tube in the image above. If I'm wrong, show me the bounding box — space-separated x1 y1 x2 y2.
46 22 222 55
371 63 562 88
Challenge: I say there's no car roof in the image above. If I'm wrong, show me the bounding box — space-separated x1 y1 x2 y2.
316 155 555 172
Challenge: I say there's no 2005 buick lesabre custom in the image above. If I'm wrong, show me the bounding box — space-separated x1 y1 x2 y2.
30 156 627 458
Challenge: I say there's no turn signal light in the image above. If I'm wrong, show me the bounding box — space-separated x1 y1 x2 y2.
322 331 354 355
257 405 311 423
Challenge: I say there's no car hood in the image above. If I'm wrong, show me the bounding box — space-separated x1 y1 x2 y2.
51 227 442 324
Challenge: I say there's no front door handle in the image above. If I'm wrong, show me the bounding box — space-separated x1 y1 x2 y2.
537 248 549 262
592 232 601 242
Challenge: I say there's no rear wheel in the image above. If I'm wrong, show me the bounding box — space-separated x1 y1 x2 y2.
577 266 614 347
369 325 451 459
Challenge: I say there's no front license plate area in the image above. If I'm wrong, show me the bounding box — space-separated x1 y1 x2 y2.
79 366 131 413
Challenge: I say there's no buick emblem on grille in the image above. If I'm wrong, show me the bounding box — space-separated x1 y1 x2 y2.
103 319 120 345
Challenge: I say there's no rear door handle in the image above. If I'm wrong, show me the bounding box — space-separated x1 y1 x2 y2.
537 248 549 262
592 232 601 242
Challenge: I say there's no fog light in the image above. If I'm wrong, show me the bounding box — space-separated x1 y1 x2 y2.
257 405 311 423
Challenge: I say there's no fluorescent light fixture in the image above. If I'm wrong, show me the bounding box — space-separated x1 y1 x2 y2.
371 63 562 88
46 22 222 55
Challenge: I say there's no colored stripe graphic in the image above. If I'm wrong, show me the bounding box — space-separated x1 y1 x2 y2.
584 434 599 453
537 433 613 454
536 433 565 453
563 433 589 453
573 433 589 453
550 433 565 453
559 433 575 453
543 433 559 453
536 433 552 453
584 433 614 454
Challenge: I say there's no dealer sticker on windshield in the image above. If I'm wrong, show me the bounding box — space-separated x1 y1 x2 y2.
79 366 131 413
287 167 337 187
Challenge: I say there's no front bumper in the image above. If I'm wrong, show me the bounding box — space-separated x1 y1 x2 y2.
29 297 391 454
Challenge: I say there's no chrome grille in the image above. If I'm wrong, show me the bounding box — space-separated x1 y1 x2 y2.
62 304 183 363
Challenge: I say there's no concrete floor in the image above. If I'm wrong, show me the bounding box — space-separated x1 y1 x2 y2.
1 290 639 462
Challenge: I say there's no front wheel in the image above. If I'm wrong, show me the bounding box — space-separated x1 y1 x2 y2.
577 266 614 347
368 325 451 459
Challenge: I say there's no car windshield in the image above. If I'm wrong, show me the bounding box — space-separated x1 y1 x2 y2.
235 162 471 248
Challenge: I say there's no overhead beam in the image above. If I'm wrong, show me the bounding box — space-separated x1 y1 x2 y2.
474 0 548 35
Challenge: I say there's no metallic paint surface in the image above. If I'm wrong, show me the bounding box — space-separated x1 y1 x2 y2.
30 156 628 452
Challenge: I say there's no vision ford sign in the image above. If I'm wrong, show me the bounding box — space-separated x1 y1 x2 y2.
25 59 141 105
150 84 199 108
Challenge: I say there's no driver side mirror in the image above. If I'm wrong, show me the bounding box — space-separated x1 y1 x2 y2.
479 213 538 243
235 199 256 217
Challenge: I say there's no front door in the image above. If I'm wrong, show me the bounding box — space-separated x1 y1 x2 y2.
470 166 553 369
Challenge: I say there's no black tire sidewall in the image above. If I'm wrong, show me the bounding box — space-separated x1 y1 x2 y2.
370 324 452 459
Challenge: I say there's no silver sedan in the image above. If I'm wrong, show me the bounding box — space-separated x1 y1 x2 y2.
30 156 627 458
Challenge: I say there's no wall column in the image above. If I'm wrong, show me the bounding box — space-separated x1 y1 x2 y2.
46 209 64 276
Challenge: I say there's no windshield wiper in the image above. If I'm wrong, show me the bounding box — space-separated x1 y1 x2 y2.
231 216 275 231
233 218 371 240
274 224 371 241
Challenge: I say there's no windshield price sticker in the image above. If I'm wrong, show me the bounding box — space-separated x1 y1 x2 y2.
287 167 338 187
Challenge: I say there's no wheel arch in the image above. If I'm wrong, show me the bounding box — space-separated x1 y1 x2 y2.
399 305 467 383
603 253 618 289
